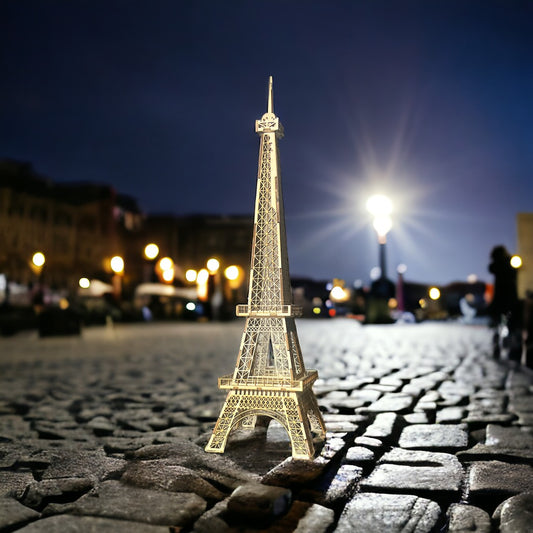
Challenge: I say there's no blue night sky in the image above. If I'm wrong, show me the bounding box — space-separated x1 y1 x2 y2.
2 1 532 286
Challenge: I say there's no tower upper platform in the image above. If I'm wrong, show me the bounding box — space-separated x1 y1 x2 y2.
255 76 284 137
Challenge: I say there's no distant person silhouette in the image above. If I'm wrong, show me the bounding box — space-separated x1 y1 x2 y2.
488 245 521 361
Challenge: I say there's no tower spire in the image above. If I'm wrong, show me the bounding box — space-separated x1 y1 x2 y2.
268 75 274 114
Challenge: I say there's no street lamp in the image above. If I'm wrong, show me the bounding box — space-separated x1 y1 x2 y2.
110 256 124 275
32 252 46 269
110 255 124 301
366 194 393 278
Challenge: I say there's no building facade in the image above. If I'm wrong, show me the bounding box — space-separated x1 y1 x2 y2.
0 159 252 304
517 212 533 299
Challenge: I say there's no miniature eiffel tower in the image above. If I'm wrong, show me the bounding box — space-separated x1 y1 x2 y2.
205 77 326 460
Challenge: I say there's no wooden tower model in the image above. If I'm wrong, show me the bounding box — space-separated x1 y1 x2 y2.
205 77 326 459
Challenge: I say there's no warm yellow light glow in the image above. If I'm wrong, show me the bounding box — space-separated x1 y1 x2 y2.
110 256 124 274
144 243 159 260
185 269 198 282
197 268 209 301
159 257 173 271
419 298 427 308
32 252 46 268
510 255 523 269
224 265 240 281
429 287 441 300
330 285 348 302
388 298 398 309
162 268 174 282
79 277 91 289
366 194 393 217
312 307 321 315
372 215 392 237
186 302 196 312
197 268 209 284
207 258 220 273
59 298 69 310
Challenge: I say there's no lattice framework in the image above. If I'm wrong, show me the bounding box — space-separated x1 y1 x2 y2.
205 77 325 460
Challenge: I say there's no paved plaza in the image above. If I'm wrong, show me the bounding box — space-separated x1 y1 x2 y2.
0 319 532 532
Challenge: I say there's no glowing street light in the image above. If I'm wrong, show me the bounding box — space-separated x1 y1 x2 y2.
158 257 174 272
207 258 220 274
185 269 198 283
161 268 175 283
197 268 210 301
510 255 523 269
32 252 46 268
144 243 159 260
429 287 441 300
366 194 392 217
110 255 124 274
367 194 393 279
197 268 209 284
79 277 91 289
224 265 240 281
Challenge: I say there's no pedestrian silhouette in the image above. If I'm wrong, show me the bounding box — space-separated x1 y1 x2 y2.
488 245 521 361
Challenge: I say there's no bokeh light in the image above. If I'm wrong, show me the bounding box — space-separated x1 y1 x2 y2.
224 265 240 281
185 269 198 282
110 256 124 274
159 257 173 271
366 194 393 216
32 252 45 268
429 287 441 300
144 243 159 260
207 258 220 273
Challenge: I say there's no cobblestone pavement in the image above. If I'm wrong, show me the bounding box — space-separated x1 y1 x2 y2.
0 320 532 532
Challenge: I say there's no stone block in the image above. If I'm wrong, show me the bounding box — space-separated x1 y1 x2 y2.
336 492 441 533
15 514 170 532
469 461 533 500
121 460 225 501
227 483 291 519
361 448 463 496
345 446 375 463
0 496 40 531
447 503 491 533
293 503 334 532
363 393 415 413
398 424 468 451
44 480 206 527
492 492 533 533
485 424 533 449
364 413 398 439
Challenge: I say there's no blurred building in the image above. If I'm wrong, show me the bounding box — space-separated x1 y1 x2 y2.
0 159 252 304
517 212 533 298
0 159 137 290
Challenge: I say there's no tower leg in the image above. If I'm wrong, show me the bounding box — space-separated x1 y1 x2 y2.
304 388 327 437
205 393 241 454
282 394 317 460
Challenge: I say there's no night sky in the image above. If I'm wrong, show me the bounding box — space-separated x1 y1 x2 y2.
2 1 532 286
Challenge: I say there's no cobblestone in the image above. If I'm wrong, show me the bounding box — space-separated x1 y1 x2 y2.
1 320 532 532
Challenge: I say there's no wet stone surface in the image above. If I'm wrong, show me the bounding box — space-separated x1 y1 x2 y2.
0 320 532 532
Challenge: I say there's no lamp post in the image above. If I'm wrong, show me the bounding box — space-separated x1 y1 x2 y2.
143 243 159 283
110 255 124 301
365 195 395 323
366 194 392 279
31 251 46 312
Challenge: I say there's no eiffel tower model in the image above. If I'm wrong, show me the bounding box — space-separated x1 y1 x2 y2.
205 77 326 460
